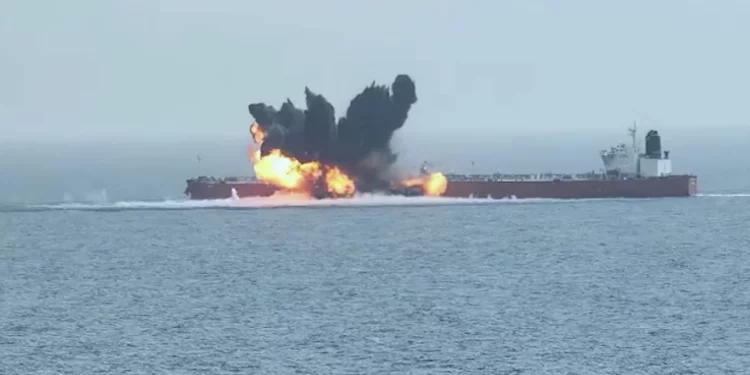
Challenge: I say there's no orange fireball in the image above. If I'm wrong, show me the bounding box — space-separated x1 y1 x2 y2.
249 146 357 198
251 149 316 190
422 172 448 196
250 122 265 144
247 118 445 198
400 172 448 197
325 167 357 197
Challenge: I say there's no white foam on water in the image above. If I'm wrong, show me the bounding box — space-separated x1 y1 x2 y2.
31 192 567 211
697 193 750 197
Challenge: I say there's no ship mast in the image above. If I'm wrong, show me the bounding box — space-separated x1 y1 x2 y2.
628 121 638 153
197 153 202 177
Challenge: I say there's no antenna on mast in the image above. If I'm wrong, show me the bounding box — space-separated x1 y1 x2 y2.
628 121 638 152
197 153 202 177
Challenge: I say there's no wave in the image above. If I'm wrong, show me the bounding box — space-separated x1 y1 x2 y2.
697 193 750 197
7 187 696 212
16 193 578 212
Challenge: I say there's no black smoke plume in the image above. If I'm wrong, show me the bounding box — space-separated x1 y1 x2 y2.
248 74 418 194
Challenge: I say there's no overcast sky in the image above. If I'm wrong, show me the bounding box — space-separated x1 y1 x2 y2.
1 0 748 144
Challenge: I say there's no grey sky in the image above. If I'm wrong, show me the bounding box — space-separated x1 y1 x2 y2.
1 0 748 143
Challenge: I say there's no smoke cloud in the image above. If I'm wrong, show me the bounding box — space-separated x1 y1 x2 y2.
248 74 418 196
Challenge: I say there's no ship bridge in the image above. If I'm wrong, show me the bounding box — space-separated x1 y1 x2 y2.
600 124 672 178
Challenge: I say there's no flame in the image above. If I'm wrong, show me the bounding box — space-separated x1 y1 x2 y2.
400 172 448 197
325 166 356 197
251 149 357 198
246 119 445 198
248 123 356 197
250 122 265 144
251 149 317 190
422 172 448 196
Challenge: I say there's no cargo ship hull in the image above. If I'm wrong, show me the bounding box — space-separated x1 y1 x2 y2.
443 175 696 199
185 126 698 200
185 175 697 200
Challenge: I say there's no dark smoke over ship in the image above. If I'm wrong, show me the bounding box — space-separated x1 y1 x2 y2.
247 74 419 195
184 75 698 201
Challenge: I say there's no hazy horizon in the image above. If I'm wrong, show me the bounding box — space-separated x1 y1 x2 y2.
1 127 747 204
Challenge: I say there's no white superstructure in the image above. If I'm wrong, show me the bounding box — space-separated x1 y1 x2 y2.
639 157 672 177
600 124 640 176
600 123 673 178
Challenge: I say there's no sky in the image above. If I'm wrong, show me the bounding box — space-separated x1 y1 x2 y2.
1 0 748 144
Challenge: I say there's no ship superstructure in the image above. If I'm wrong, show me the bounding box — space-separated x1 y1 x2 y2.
600 123 672 178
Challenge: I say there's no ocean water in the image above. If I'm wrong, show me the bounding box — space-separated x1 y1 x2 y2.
2 194 750 374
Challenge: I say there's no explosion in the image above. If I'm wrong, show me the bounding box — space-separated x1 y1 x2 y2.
247 74 447 199
249 125 357 198
249 122 265 144
400 173 448 197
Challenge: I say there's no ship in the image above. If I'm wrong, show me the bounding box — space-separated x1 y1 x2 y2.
184 125 698 200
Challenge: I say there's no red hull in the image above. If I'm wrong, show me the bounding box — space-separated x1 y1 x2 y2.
185 175 697 200
444 176 696 199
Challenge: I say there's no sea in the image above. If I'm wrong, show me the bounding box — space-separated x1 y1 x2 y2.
2 133 750 374
2 191 750 374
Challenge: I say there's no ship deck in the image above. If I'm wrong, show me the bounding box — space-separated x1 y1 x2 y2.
187 172 696 185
